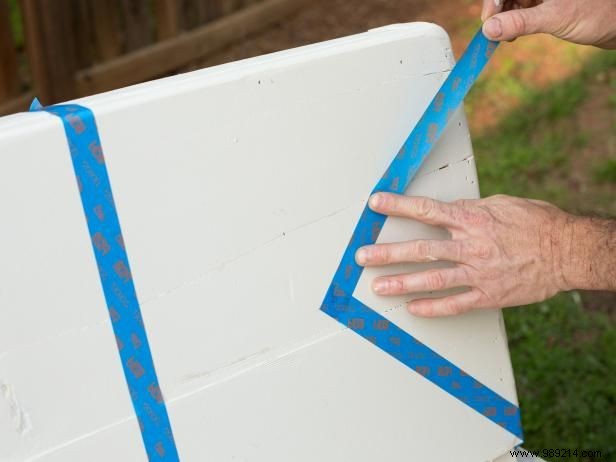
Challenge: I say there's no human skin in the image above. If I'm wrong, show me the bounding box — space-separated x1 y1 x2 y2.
355 194 616 317
353 0 616 317
481 0 616 49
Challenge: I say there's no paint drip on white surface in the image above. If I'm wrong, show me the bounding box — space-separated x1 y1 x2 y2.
1 380 32 436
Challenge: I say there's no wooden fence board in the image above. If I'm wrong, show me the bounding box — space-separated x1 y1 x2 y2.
90 0 123 60
193 0 213 25
0 91 33 116
121 0 153 51
155 0 179 40
177 0 218 31
77 0 307 96
0 0 20 101
220 0 238 15
4 0 282 107
20 0 81 103
72 0 95 69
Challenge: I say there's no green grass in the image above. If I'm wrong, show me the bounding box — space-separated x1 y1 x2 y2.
470 51 616 207
594 159 616 184
468 52 616 460
506 293 616 460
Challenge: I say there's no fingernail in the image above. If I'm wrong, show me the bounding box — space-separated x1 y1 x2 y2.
369 193 382 209
373 279 388 294
484 17 502 38
355 248 367 265
407 302 419 315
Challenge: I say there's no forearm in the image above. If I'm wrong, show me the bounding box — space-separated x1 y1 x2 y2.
558 216 616 291
358 194 616 317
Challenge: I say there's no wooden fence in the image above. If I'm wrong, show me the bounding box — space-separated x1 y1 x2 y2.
0 0 307 116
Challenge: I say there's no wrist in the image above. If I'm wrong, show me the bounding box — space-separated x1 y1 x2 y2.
556 216 616 291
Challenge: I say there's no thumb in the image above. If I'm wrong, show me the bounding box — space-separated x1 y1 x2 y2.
483 4 554 41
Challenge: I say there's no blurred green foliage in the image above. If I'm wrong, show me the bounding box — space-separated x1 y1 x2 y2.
594 159 616 184
472 51 616 211
8 0 23 48
470 50 616 461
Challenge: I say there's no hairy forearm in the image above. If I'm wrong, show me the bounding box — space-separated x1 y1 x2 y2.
558 216 616 291
358 194 616 317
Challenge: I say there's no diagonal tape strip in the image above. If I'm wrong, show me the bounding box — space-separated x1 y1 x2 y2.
23 26 520 457
321 28 524 441
31 102 180 461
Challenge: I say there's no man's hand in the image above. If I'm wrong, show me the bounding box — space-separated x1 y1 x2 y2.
481 0 616 49
355 193 616 317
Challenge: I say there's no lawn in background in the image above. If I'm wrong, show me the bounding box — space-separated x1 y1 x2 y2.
469 43 615 460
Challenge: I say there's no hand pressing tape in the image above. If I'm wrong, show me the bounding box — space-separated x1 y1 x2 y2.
320 28 524 441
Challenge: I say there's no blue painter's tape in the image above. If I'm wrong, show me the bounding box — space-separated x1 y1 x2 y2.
29 97 43 111
321 28 524 441
31 103 179 461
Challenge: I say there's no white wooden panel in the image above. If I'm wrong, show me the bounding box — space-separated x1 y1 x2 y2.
0 23 519 461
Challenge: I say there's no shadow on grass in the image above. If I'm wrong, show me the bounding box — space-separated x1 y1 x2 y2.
469 52 615 461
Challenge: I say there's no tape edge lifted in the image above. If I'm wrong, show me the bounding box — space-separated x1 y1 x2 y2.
319 28 524 442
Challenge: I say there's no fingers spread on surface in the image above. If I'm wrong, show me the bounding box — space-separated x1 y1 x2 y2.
372 268 468 296
356 239 462 266
368 193 460 228
407 289 483 317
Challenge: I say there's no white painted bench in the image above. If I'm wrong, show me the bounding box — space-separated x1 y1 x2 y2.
0 23 520 461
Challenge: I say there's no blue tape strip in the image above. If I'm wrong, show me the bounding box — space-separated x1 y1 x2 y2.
31 103 179 460
321 29 523 441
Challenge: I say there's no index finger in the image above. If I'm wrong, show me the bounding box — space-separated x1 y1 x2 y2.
368 193 460 229
482 0 503 21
